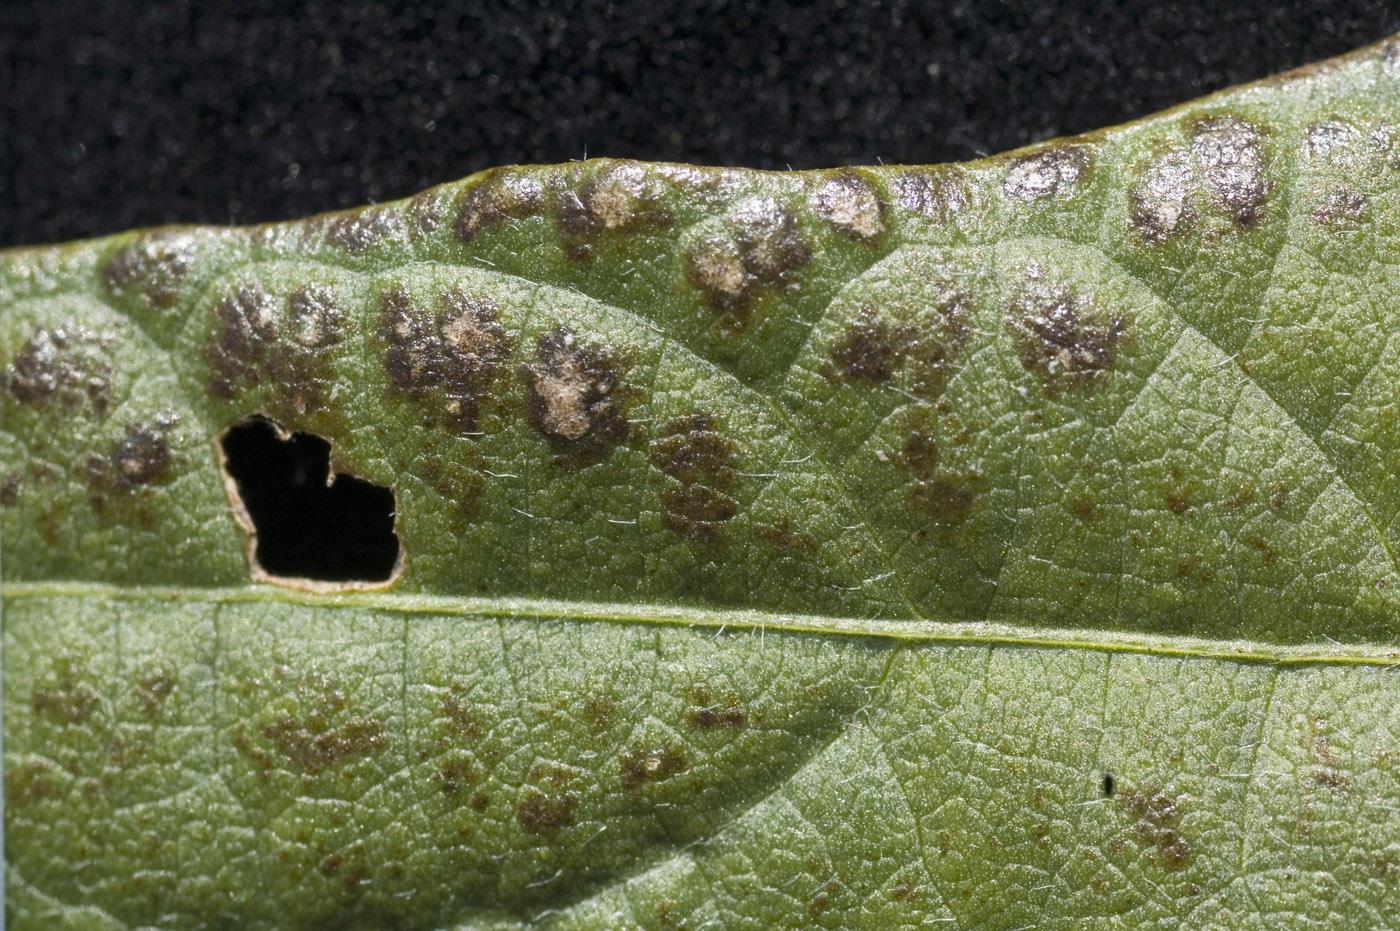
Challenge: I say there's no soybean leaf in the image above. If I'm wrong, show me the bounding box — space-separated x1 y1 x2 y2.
6 35 1400 930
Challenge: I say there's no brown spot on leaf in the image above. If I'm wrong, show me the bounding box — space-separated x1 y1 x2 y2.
32 658 100 725
1312 188 1369 227
3 326 112 417
5 759 64 808
825 294 970 398
318 845 370 894
454 169 545 242
806 878 846 920
1069 495 1102 523
516 789 578 837
1130 149 1194 243
208 283 344 415
85 414 180 496
133 668 176 719
325 207 398 253
102 235 192 309
379 285 513 435
553 163 673 258
683 195 811 326
688 683 749 730
433 754 479 799
1304 119 1363 166
239 673 387 776
1244 534 1278 566
583 694 616 728
523 326 629 465
261 716 385 776
890 880 921 902
828 308 913 383
891 169 969 220
897 411 981 527
439 684 483 740
1191 115 1269 227
1299 715 1353 795
650 413 740 545
1 470 20 507
1118 784 1195 871
755 516 819 553
1164 489 1196 518
814 171 886 239
619 743 689 790
908 476 977 525
1007 269 1124 393
1002 145 1093 201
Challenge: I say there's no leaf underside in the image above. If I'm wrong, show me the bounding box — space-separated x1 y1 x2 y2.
6 36 1400 930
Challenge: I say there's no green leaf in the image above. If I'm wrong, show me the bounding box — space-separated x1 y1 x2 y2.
6 36 1400 929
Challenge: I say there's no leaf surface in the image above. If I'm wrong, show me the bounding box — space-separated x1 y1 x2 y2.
6 37 1400 929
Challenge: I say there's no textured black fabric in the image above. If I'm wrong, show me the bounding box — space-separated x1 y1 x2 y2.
2 1 1397 245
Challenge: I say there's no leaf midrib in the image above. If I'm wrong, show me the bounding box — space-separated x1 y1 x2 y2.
5 581 1398 666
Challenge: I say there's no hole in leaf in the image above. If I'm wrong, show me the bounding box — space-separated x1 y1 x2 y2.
218 416 401 587
1101 773 1116 797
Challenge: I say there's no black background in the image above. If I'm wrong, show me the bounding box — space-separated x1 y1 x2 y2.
3 1 1397 246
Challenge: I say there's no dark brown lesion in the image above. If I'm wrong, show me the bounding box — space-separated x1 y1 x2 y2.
897 409 982 528
132 667 177 719
683 195 811 329
235 673 387 777
84 414 180 494
323 206 399 254
3 326 113 418
522 326 630 465
552 162 674 260
1128 148 1195 244
31 657 100 726
1001 145 1094 202
827 309 914 383
650 412 740 545
207 282 345 416
1190 114 1270 228
515 762 580 838
813 171 887 239
891 169 970 221
687 682 750 730
1311 188 1368 228
379 285 513 435
619 743 689 790
823 294 971 398
4 759 64 808
1117 783 1196 871
1006 274 1124 394
101 235 192 310
453 168 546 243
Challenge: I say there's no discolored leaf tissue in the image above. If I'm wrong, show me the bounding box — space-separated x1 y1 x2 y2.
6 36 1400 929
